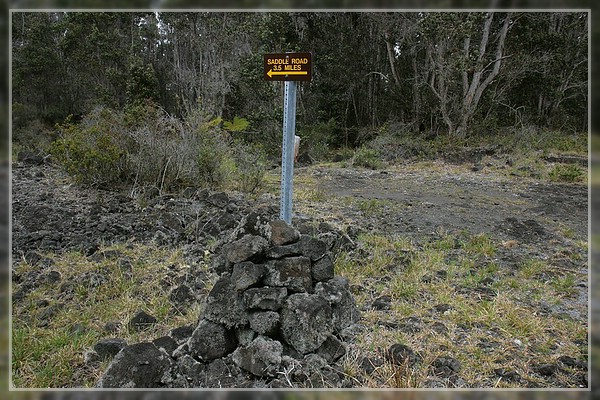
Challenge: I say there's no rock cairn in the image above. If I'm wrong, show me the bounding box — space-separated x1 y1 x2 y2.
96 219 361 388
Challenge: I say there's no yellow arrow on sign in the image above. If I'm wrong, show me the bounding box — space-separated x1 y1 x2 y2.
267 69 308 78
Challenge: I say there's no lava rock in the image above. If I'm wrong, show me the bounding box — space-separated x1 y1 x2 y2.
314 276 360 332
128 310 157 332
187 319 237 362
431 356 461 378
280 293 333 354
299 236 328 261
169 284 195 308
203 274 249 328
386 343 420 367
153 336 178 356
223 235 269 264
243 287 288 311
96 342 171 388
315 334 346 363
232 335 283 377
269 220 300 246
311 254 334 282
248 310 280 336
264 256 313 293
169 325 194 343
231 261 266 291
94 338 128 360
372 295 392 310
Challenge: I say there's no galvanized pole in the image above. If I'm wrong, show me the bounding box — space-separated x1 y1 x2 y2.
280 80 297 224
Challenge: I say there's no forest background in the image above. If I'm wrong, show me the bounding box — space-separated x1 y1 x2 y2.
2 0 597 398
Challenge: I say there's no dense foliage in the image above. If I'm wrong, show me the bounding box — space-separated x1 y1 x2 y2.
11 11 588 173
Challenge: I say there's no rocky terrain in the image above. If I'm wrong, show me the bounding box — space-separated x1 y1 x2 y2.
10 154 591 389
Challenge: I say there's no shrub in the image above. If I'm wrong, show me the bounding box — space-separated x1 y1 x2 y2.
50 112 124 187
353 146 383 169
195 128 233 188
548 164 585 183
229 141 267 193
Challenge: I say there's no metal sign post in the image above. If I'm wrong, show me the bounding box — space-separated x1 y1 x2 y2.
280 80 297 224
264 52 312 225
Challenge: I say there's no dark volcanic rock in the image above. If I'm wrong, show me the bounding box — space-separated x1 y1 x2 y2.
169 284 195 308
315 334 346 363
223 235 269 264
187 319 237 362
96 342 171 388
280 293 333 354
311 254 334 282
264 256 312 293
94 338 127 360
386 343 420 367
372 295 392 310
243 287 288 311
248 311 280 336
314 276 360 332
269 220 300 245
153 336 178 355
431 356 461 378
203 274 249 328
231 261 266 291
299 236 328 261
128 310 157 332
232 335 283 377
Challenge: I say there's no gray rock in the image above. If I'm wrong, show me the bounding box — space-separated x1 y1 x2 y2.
169 325 194 343
265 242 302 259
372 295 392 310
431 356 461 378
169 284 195 308
235 326 257 346
314 277 360 332
210 254 231 275
232 335 283 377
264 256 312 293
248 311 280 336
96 342 171 388
207 192 229 208
280 293 333 354
203 274 248 328
231 210 274 240
299 236 328 261
128 310 157 332
316 335 346 363
153 336 178 356
94 338 127 360
231 261 266 291
187 319 237 362
269 220 300 245
311 254 334 282
224 235 269 264
243 287 288 310
176 354 206 387
386 343 421 367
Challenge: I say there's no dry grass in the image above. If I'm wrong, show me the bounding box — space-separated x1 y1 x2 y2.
11 242 215 388
334 231 588 388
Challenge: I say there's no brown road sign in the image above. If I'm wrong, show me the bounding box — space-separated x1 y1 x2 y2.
264 52 312 81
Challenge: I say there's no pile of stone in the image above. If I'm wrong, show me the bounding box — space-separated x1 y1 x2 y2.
96 219 361 388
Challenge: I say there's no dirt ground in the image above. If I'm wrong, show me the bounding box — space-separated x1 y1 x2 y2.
296 163 587 243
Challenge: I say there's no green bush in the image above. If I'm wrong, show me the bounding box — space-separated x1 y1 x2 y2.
48 105 267 195
353 146 383 169
196 129 232 188
50 114 123 186
548 164 585 182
